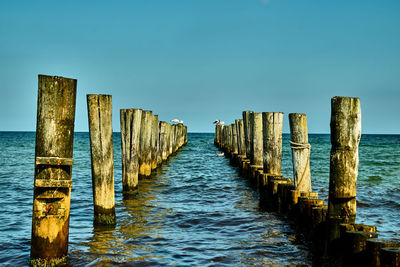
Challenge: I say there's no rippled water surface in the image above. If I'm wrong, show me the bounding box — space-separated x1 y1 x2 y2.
0 132 399 266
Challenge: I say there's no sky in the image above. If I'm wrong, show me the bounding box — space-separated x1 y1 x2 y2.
0 0 399 133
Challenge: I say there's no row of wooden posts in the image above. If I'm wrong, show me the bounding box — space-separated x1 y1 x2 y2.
30 75 187 263
214 96 400 267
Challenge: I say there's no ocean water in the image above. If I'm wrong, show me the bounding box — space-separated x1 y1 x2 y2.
0 132 399 266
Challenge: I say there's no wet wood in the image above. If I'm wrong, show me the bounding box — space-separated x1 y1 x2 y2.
120 109 142 193
31 75 77 261
327 97 361 246
262 112 283 175
289 113 312 192
87 94 115 225
138 111 153 177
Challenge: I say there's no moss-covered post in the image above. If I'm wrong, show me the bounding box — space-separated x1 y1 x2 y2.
262 112 284 175
120 108 142 193
139 110 153 177
184 125 188 145
289 113 312 192
87 94 116 225
31 75 77 263
327 96 361 252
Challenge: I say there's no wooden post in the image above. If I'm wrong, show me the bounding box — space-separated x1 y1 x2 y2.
236 119 246 156
232 122 238 154
251 113 263 166
31 75 77 262
139 110 152 177
150 115 159 170
327 96 361 248
120 109 142 193
262 112 283 175
159 121 168 161
87 94 116 225
172 124 177 153
289 113 312 192
184 125 188 145
167 123 173 157
242 111 253 159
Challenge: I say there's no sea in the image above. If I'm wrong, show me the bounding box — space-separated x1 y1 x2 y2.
0 132 399 266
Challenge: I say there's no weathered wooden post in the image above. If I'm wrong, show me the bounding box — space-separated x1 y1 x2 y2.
262 112 284 175
159 121 168 161
167 123 173 157
232 123 238 155
289 113 312 192
236 119 246 157
150 115 159 170
172 124 178 153
184 125 188 145
87 94 116 225
31 75 77 263
242 111 252 159
120 108 142 193
139 110 153 177
251 113 263 166
327 96 361 253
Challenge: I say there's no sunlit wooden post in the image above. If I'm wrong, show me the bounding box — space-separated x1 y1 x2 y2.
87 94 116 225
166 123 173 157
151 115 159 170
159 121 168 161
327 96 361 251
31 75 77 262
139 110 152 177
262 112 284 175
289 113 312 192
120 108 142 193
251 113 263 166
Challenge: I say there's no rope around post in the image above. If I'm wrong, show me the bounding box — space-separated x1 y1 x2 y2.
290 140 311 190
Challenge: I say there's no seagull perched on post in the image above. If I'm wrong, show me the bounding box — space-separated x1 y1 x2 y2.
213 120 224 126
171 119 183 124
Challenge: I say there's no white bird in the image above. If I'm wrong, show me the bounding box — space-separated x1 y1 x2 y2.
213 120 224 126
179 120 183 124
213 120 220 124
170 119 180 124
219 121 225 125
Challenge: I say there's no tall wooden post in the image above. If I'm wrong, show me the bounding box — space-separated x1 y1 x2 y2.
250 113 263 166
289 113 312 192
236 119 246 156
31 75 77 262
262 112 283 175
150 115 159 170
159 121 168 161
184 125 188 145
87 94 116 225
327 96 361 249
120 109 142 193
242 111 252 159
166 123 172 157
232 123 238 154
139 110 152 177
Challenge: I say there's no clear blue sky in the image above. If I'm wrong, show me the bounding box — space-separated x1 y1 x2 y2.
1 0 399 133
